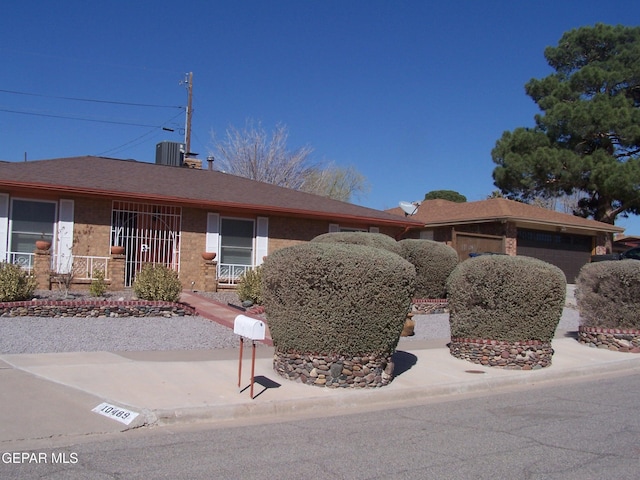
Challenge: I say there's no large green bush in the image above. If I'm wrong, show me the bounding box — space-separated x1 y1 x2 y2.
311 231 402 256
399 239 458 298
261 242 416 356
575 260 640 329
133 264 182 302
446 255 566 342
0 262 37 302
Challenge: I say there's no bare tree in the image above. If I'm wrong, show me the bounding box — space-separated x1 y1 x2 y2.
210 120 369 202
301 164 370 202
211 121 314 190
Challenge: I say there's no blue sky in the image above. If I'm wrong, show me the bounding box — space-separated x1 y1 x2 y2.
2 1 639 234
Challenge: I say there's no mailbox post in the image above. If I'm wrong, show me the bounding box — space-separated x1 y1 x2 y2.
233 315 266 399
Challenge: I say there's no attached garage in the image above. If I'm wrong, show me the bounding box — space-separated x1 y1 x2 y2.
452 231 504 262
387 198 624 285
516 229 593 282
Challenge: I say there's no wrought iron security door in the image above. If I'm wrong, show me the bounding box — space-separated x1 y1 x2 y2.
111 201 181 287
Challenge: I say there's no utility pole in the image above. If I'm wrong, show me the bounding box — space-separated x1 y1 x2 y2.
184 72 193 156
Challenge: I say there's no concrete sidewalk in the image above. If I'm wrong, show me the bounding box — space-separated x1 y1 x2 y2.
1 293 640 448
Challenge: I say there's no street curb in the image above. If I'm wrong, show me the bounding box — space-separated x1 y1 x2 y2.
146 354 640 427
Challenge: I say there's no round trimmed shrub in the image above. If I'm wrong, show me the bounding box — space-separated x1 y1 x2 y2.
0 262 37 302
311 231 402 256
575 260 640 329
446 255 566 342
133 264 182 302
262 242 415 356
398 239 458 299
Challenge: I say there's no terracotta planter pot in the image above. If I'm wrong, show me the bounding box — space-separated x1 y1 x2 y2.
35 240 51 251
201 252 217 261
110 246 125 255
401 313 416 337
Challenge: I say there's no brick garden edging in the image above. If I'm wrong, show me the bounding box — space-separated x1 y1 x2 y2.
449 338 554 370
0 300 196 318
273 351 395 388
578 326 640 353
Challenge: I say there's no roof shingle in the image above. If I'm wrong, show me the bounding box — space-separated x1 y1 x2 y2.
0 156 420 227
387 198 623 233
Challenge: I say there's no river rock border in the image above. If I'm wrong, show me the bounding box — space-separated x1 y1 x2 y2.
411 298 448 314
449 338 554 370
0 300 196 318
273 351 395 388
578 326 640 353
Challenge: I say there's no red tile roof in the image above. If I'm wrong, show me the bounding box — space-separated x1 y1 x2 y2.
0 156 421 227
387 198 623 233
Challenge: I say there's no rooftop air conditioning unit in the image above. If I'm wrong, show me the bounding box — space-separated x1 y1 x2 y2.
155 141 184 167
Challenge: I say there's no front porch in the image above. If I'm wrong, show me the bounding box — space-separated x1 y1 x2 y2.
23 249 248 293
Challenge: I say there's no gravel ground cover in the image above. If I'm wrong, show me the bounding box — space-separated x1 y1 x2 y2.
0 288 581 354
0 290 242 354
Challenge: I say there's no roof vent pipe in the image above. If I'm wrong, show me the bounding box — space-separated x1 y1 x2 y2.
207 155 214 171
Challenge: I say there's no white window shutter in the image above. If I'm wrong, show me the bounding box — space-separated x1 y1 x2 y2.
57 199 74 273
206 213 220 255
369 226 379 233
0 194 8 262
255 217 269 265
329 223 339 233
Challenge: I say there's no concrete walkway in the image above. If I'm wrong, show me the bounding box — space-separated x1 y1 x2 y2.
1 293 639 449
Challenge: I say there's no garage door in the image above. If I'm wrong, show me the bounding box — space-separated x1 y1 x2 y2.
517 229 593 283
454 232 504 262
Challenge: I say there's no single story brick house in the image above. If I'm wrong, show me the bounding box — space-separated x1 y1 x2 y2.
0 156 422 291
388 198 624 282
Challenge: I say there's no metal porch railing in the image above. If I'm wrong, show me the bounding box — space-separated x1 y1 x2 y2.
218 263 253 286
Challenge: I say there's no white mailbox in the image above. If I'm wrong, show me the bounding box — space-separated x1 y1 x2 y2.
234 315 266 340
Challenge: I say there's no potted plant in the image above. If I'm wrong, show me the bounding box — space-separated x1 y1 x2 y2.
110 245 125 255
35 234 51 251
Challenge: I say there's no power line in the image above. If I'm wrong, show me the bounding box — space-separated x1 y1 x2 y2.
0 88 182 109
0 107 168 127
96 111 185 156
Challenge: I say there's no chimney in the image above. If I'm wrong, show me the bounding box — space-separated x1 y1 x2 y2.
183 156 202 169
207 155 214 171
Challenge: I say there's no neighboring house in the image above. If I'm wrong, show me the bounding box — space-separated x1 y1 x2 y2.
0 156 422 290
388 198 624 282
613 234 640 253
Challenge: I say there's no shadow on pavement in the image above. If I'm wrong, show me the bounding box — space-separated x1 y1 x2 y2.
392 350 418 377
241 375 282 399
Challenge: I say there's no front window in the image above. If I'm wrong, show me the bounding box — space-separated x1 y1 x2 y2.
9 200 56 267
220 218 254 265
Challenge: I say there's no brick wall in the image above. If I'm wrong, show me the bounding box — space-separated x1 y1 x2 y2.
179 207 207 290
73 198 112 256
267 217 404 254
267 216 333 253
504 222 517 255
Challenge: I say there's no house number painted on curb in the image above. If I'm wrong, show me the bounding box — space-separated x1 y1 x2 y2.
92 403 139 425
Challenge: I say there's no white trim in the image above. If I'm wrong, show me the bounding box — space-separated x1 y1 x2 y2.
0 193 8 261
255 217 269 265
206 212 220 255
57 199 74 273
